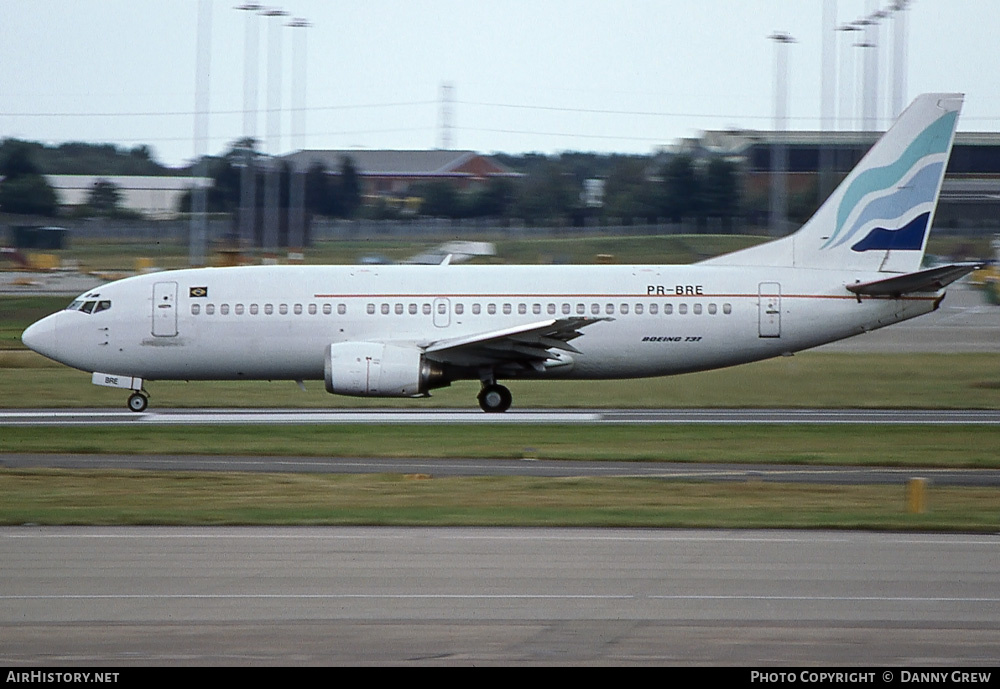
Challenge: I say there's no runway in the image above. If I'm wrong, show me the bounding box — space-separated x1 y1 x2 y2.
2 526 998 665
3 407 1000 426
4 452 1000 487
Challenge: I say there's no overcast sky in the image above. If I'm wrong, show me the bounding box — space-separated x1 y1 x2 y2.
2 0 998 168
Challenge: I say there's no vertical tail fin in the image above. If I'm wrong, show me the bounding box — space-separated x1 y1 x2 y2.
704 93 963 272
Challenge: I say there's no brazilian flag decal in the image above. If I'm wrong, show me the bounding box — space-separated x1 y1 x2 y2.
189 287 208 298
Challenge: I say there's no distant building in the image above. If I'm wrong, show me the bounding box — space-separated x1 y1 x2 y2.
282 149 521 201
694 131 1000 228
46 175 211 219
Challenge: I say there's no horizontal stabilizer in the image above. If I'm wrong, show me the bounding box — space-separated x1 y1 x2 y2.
846 262 983 296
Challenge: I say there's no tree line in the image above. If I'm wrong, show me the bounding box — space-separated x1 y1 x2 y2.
1 137 753 227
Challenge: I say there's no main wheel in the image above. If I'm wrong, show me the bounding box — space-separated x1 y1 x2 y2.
127 392 148 413
477 383 512 413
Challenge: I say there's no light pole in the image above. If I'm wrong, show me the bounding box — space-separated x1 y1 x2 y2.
190 0 212 267
821 0 836 132
235 3 262 260
287 17 310 260
820 0 837 203
890 1 910 120
872 9 888 128
262 7 288 258
859 9 884 130
768 31 795 237
854 35 877 130
837 23 861 130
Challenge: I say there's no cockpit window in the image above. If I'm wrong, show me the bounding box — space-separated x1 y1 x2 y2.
66 299 111 314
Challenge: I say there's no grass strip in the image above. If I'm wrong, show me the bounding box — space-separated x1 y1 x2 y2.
1 469 997 531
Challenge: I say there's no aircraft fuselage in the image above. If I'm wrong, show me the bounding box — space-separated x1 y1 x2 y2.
23 263 937 383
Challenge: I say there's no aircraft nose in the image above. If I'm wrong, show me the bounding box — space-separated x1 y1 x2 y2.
22 314 63 361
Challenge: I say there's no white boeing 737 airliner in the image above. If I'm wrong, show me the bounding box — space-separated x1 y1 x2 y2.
23 94 978 412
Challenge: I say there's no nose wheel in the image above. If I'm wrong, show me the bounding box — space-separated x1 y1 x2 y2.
477 383 512 413
127 392 149 413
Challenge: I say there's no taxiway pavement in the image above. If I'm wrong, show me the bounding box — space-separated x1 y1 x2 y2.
2 526 998 665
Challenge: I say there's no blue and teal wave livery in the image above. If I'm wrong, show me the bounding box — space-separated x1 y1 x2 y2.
832 162 943 250
821 110 957 251
850 212 930 252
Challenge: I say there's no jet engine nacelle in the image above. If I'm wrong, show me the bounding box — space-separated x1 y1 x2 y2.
324 342 448 397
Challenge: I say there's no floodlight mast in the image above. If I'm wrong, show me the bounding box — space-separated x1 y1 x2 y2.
767 31 796 237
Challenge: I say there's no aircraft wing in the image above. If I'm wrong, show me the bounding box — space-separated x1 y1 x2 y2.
846 262 983 297
422 317 608 370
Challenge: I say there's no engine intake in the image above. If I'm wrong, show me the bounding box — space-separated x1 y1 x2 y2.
324 342 449 397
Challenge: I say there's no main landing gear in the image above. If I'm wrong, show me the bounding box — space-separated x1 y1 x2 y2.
127 391 149 412
477 382 512 413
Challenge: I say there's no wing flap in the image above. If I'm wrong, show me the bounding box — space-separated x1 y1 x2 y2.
423 317 608 368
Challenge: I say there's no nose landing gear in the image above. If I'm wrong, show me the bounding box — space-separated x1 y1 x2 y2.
127 391 149 413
